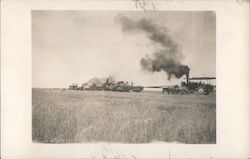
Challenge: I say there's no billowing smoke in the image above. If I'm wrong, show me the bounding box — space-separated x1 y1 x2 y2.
116 14 190 80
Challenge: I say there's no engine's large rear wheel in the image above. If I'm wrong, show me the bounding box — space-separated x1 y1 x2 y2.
195 85 206 95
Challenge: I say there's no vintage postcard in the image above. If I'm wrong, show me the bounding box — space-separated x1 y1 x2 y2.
1 0 249 158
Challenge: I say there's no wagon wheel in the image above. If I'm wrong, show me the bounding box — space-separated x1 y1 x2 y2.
195 85 206 95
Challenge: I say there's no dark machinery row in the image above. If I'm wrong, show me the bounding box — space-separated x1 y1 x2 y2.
69 77 216 95
69 80 144 92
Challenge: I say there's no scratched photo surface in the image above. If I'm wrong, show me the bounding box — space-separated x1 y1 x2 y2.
32 11 216 144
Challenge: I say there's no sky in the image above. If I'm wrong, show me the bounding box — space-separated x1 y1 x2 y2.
32 11 216 88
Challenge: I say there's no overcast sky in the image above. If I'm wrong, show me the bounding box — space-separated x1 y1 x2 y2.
32 11 215 88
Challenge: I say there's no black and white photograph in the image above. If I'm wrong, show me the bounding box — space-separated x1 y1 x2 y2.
32 11 216 144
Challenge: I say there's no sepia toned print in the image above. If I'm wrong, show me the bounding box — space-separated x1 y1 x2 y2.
32 11 216 144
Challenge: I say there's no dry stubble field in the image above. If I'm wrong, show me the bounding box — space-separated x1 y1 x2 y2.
32 88 216 144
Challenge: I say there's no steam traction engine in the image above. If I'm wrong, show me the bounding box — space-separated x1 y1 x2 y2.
162 77 216 95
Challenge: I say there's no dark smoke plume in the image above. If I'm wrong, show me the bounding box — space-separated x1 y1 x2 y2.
116 15 190 80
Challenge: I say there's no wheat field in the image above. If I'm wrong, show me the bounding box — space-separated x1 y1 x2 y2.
32 88 216 144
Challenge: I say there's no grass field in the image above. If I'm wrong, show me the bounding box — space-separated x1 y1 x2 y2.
32 88 216 144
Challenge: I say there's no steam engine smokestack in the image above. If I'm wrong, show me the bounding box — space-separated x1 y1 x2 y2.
186 73 189 84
